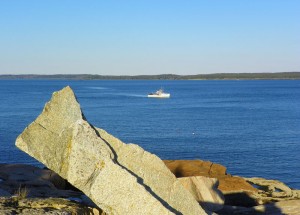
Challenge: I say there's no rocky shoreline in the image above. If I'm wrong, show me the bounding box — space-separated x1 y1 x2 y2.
1 162 299 214
1 86 299 214
165 160 300 214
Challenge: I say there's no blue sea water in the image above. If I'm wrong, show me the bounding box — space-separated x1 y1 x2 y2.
0 80 300 189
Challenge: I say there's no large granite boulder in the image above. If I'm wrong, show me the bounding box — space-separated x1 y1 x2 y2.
16 86 206 215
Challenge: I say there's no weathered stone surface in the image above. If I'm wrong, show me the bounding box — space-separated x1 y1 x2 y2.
164 160 226 178
244 177 300 204
164 160 256 193
16 86 206 215
165 160 300 209
178 176 224 212
0 197 104 215
271 200 300 215
246 177 292 197
164 159 258 207
218 176 257 193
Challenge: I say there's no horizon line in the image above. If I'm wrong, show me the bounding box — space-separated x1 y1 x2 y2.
1 71 300 77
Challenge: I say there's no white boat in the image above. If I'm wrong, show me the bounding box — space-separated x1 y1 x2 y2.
148 89 170 98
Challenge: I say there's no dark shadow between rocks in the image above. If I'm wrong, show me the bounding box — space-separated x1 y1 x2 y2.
199 202 224 215
0 163 101 212
262 203 285 215
0 164 82 198
224 192 258 207
216 201 284 215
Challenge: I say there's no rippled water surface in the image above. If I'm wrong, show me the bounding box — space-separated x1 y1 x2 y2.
1 80 299 188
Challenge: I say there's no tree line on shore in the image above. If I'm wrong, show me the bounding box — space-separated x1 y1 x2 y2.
0 72 299 80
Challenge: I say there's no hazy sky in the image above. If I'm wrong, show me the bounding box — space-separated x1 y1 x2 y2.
0 1 299 75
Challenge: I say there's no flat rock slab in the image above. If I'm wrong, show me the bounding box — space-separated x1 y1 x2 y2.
16 86 206 215
164 160 227 178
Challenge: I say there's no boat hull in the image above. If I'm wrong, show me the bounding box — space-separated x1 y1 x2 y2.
147 93 170 98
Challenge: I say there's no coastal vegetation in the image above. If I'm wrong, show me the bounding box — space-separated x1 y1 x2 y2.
15 186 28 200
0 72 299 80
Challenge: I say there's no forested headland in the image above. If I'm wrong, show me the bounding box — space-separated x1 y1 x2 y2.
0 72 299 80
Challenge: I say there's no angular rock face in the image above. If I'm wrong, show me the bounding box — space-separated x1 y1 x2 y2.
16 86 206 215
178 176 224 212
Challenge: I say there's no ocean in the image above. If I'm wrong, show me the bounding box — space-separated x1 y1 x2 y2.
0 80 299 189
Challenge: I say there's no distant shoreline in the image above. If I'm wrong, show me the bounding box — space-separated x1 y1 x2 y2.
0 72 299 80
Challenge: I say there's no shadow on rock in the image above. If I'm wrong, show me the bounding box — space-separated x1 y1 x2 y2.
0 164 84 199
218 203 284 215
224 192 258 207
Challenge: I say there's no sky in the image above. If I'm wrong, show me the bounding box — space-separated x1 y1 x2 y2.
0 1 299 75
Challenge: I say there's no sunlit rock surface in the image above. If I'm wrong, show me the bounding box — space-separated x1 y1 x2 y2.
178 176 224 212
245 177 300 204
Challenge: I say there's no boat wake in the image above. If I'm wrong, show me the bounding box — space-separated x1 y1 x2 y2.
86 87 146 97
87 86 110 90
114 93 146 98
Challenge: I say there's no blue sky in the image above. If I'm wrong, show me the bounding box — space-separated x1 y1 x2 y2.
0 1 299 75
